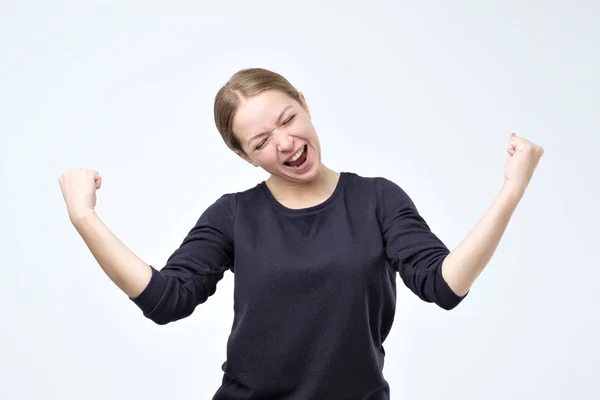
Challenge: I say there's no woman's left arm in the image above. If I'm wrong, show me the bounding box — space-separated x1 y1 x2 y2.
442 133 544 297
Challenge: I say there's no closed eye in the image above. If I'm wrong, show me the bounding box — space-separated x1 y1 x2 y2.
255 138 268 150
254 115 296 150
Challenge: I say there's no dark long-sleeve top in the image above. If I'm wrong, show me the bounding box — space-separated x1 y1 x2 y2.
130 172 468 399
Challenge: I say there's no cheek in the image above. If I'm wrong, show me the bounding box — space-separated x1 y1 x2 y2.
256 151 280 167
293 120 314 138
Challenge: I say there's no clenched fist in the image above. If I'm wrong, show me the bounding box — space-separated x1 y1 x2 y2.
58 168 102 223
504 133 544 194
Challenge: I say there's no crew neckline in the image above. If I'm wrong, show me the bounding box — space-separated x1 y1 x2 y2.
259 172 347 214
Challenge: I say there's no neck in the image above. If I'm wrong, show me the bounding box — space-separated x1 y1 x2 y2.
266 164 339 203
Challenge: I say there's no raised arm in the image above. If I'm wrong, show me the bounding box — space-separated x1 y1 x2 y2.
59 168 152 297
59 168 236 325
71 211 153 298
377 177 465 310
441 133 544 296
379 133 543 309
129 193 236 324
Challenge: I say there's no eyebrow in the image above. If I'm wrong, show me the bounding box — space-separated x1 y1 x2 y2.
248 105 293 146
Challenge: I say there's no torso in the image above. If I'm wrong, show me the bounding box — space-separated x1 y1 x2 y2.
215 172 396 399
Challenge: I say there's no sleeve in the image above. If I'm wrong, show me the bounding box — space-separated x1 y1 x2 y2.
376 178 467 310
129 193 236 324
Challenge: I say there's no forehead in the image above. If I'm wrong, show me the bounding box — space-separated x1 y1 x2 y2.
232 90 296 140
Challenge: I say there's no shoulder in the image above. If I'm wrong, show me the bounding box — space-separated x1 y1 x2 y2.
342 172 411 202
208 181 266 205
200 182 268 220
342 172 417 226
192 184 264 241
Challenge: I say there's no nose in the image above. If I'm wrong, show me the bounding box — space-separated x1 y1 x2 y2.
276 130 294 152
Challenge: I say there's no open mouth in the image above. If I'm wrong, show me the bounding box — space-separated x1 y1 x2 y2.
283 144 308 168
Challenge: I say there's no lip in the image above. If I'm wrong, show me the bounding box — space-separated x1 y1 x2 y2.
283 144 307 163
283 144 310 173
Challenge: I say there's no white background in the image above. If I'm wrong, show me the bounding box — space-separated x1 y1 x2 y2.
1 1 598 399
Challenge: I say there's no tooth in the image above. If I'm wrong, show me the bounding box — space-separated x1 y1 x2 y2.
288 148 304 162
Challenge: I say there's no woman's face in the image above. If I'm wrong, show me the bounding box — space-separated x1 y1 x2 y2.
232 89 322 184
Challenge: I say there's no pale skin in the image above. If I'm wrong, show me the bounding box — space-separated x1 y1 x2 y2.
58 90 544 301
441 132 544 296
231 90 341 209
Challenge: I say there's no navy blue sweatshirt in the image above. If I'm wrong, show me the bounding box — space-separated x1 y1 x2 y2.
130 172 468 399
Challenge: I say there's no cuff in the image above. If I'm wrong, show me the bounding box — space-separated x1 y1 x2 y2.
434 263 469 310
129 265 169 316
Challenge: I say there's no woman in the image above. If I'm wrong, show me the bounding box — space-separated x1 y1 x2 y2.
58 68 544 399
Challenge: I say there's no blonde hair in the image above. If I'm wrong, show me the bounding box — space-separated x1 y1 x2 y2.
214 68 301 155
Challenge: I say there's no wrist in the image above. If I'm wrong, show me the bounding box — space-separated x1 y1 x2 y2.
70 209 97 227
501 181 526 200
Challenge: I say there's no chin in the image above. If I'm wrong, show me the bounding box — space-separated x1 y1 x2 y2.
271 162 321 185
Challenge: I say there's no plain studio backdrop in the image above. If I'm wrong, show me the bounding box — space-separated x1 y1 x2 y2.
1 1 598 399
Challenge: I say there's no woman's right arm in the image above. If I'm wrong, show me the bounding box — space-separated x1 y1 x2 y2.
71 211 152 298
59 168 236 325
59 168 151 298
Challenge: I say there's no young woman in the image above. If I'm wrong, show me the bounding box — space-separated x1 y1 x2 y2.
58 68 544 399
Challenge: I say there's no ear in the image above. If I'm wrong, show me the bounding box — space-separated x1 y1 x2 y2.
236 151 259 167
298 92 310 117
